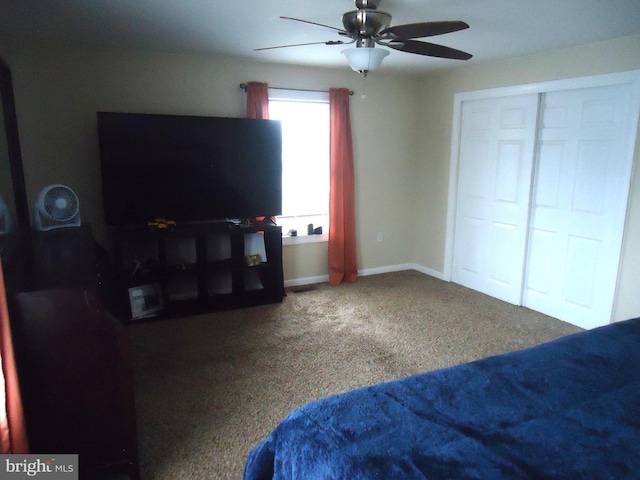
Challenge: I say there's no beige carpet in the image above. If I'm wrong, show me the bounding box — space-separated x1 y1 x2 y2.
129 270 581 479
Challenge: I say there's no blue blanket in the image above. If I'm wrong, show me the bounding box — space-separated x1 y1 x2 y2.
244 318 640 479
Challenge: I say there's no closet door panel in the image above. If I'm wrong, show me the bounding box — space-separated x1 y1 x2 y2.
452 94 539 304
524 84 637 329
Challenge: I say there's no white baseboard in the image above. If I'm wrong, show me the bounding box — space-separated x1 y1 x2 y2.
358 263 415 277
284 275 330 288
283 264 447 288
407 264 447 281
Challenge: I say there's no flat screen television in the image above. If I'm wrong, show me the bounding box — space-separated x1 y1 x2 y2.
97 112 282 227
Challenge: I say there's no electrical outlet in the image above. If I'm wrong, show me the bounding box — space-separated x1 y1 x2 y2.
377 232 383 242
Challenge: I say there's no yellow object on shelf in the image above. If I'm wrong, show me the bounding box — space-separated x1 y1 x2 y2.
147 218 176 230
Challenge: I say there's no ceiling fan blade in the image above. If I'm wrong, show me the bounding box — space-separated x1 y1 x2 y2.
386 39 472 60
379 21 469 40
255 40 347 52
280 16 350 36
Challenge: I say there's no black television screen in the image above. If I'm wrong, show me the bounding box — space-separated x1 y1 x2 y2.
97 112 282 226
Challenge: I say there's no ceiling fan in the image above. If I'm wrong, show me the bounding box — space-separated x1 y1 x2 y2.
256 0 472 76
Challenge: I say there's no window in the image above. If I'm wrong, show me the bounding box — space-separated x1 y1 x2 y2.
268 89 330 240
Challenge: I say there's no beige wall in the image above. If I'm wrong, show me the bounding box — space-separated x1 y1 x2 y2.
2 46 421 282
4 34 640 320
413 34 640 321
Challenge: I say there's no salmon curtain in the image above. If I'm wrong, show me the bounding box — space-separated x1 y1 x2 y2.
328 88 358 285
0 258 28 454
246 82 272 225
245 82 270 120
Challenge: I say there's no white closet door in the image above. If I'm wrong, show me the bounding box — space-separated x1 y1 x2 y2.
523 84 637 329
452 94 539 304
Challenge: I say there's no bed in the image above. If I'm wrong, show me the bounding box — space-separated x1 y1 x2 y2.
243 317 640 479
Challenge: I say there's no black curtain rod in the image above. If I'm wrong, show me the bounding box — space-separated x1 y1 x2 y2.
239 83 354 96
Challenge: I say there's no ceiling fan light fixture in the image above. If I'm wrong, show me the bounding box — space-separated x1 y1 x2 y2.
342 47 389 76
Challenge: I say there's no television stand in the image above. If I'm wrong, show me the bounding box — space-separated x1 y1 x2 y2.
112 220 284 320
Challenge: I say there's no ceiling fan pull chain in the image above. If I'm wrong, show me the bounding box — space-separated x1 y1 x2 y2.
360 49 373 98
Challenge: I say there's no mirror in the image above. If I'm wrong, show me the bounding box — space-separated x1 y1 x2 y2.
0 55 29 251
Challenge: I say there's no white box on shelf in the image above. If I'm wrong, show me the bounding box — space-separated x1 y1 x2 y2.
245 232 267 262
129 283 163 319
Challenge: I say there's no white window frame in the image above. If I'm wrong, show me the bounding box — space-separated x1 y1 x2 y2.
269 88 330 245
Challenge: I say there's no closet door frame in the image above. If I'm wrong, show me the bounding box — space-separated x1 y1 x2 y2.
444 70 640 321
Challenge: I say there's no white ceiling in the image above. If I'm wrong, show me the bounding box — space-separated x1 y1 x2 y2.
1 0 640 74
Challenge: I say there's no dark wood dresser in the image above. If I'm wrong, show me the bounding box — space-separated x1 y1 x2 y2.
5 225 140 479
